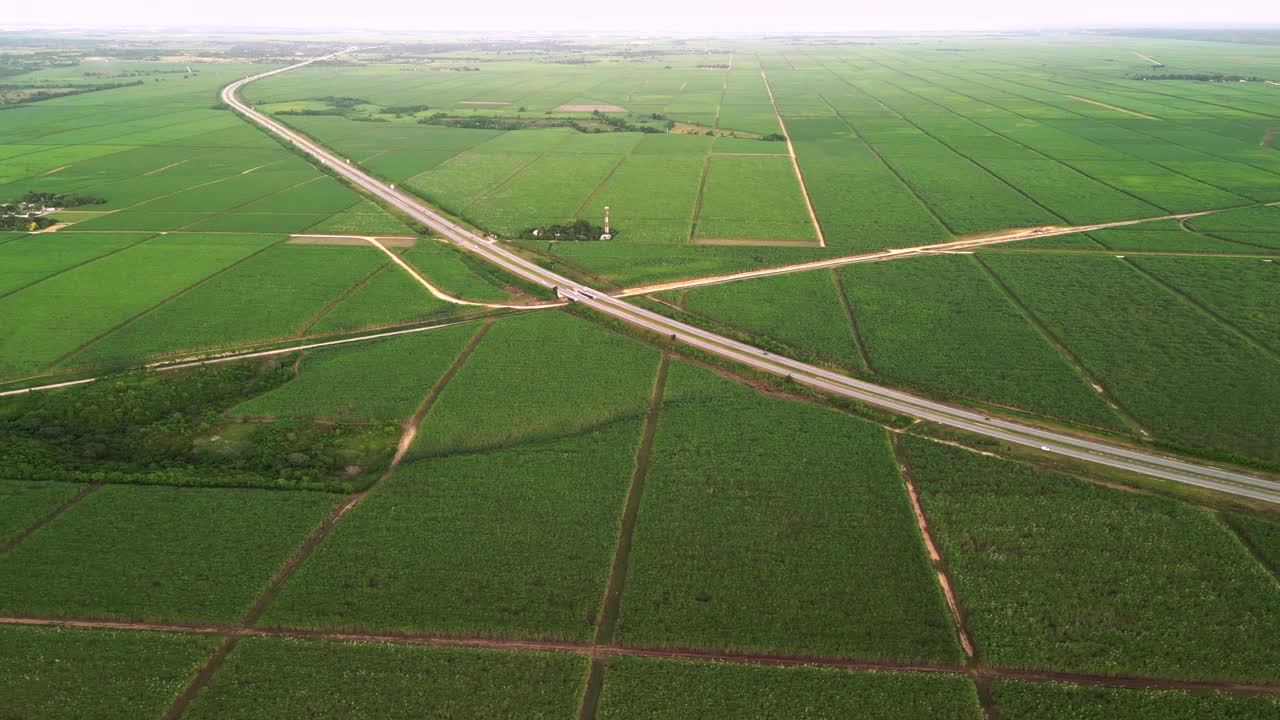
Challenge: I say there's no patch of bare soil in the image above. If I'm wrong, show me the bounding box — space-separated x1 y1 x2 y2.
1065 95 1158 120
555 104 628 113
694 237 821 247
288 234 416 248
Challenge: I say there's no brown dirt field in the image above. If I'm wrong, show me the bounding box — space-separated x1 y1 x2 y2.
555 104 628 113
1066 95 1158 120
288 234 417 248
693 238 821 247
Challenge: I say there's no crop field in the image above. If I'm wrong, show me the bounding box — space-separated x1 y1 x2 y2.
677 269 863 366
184 638 586 719
0 625 218 720
598 657 983 719
988 680 1280 719
1129 255 1279 353
619 361 960 661
0 480 83 545
905 436 1280 682
0 233 280 377
409 311 660 457
841 255 1126 429
980 252 1280 465
65 243 388 366
2 30 1280 719
692 155 817 242
261 419 641 639
0 485 336 623
230 321 483 422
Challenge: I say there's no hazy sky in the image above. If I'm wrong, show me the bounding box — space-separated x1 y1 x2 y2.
4 0 1278 33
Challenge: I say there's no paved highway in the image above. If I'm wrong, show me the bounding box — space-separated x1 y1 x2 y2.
223 50 1280 505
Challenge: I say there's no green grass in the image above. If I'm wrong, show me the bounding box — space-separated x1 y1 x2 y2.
0 479 83 545
0 625 218 720
599 656 983 719
304 199 417 236
981 252 1280 466
69 244 387 366
183 637 586 720
989 680 1280 719
410 311 659 457
402 239 518 302
843 255 1124 429
619 361 961 662
260 418 642 640
230 322 482 422
905 435 1280 682
0 485 336 624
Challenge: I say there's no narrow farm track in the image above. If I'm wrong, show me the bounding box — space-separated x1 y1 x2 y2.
616 207 1233 297
3 614 1279 697
82 50 1261 506
759 66 826 247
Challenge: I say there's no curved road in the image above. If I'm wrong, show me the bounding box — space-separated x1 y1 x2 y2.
223 50 1280 504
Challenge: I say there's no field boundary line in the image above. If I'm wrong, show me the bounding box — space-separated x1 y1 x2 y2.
6 613 1280 696
363 235 567 310
573 134 644 218
1120 257 1280 362
113 158 292 214
1218 513 1280 582
45 236 291 372
168 175 325 232
891 434 977 661
0 316 495 397
687 150 714 242
578 353 671 720
818 94 958 237
829 268 876 372
0 484 102 554
759 67 826 247
985 246 1278 260
161 636 236 720
0 232 161 302
971 254 1150 438
241 320 494 627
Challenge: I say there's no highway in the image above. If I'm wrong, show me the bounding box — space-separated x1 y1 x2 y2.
223 50 1280 505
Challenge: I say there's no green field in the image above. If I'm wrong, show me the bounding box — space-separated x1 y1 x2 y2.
409 310 659 457
2 30 1279 718
618 361 961 662
0 625 217 720
905 436 1280 682
0 485 336 623
599 657 983 719
230 321 483 422
184 638 586 719
989 680 1280 719
260 419 641 640
980 252 1280 465
0 480 83 545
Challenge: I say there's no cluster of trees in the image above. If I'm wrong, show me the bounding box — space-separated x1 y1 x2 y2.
1133 73 1260 82
0 361 396 490
0 191 104 231
523 219 612 241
